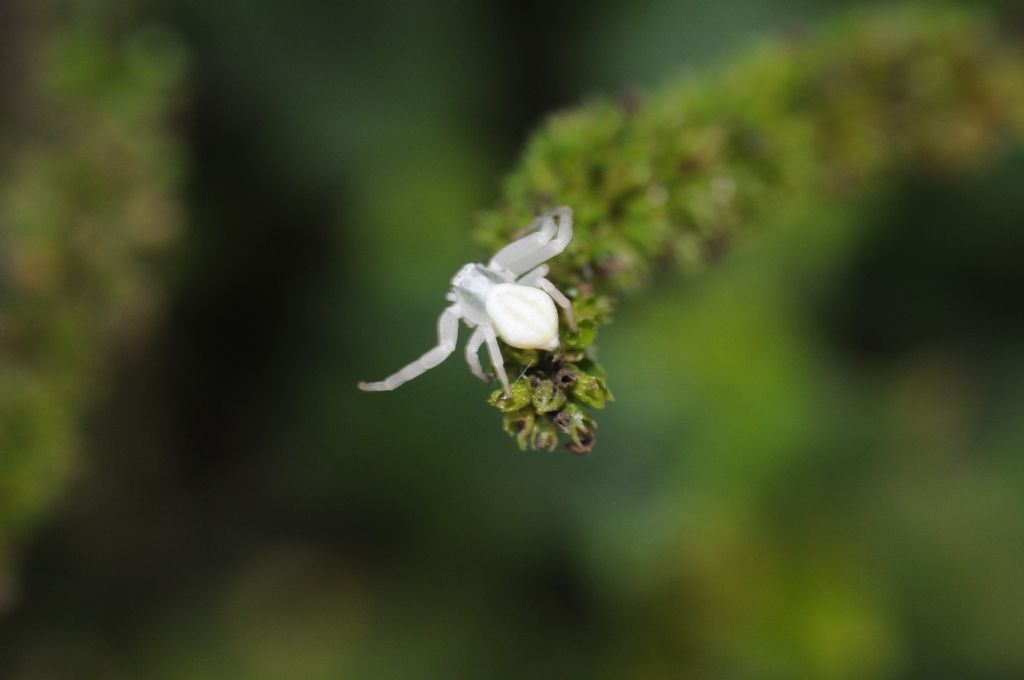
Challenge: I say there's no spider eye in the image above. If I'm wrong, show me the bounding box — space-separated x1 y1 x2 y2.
453 264 475 286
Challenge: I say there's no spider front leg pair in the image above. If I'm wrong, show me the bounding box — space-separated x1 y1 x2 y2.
358 206 577 397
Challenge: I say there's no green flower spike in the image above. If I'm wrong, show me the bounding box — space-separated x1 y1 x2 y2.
475 6 1024 452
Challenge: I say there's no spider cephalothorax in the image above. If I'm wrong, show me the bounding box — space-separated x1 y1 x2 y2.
358 207 576 397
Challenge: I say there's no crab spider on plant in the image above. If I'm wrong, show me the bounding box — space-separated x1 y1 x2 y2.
358 206 577 398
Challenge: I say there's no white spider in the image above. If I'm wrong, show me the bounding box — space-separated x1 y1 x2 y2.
358 206 577 397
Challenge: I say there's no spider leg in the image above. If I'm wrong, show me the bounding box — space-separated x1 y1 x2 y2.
464 328 488 382
505 206 573 275
510 212 551 239
482 325 512 397
515 264 549 287
358 305 460 391
488 206 573 277
486 221 555 277
533 277 577 331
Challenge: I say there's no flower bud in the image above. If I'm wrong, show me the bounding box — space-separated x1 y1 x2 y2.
531 379 566 414
572 370 613 409
502 409 535 451
489 381 532 413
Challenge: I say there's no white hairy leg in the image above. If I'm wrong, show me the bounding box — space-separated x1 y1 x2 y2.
358 306 460 391
487 207 572 276
487 217 556 273
500 207 573 276
534 277 577 331
464 328 487 382
515 264 549 287
482 325 512 397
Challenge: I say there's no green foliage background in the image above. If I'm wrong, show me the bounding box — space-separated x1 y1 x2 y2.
2 1 1024 678
0 6 185 586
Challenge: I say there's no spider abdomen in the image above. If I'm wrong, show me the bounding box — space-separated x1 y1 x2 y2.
485 284 559 351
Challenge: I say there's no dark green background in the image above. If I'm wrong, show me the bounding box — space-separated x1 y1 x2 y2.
3 0 1024 677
